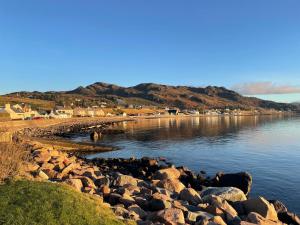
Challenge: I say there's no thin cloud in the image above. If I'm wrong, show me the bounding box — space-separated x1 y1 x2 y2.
232 82 300 95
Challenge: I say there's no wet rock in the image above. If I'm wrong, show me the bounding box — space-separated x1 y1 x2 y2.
277 211 300 225
201 187 247 202
157 179 185 194
243 197 278 221
180 188 202 205
269 200 288 214
213 172 253 196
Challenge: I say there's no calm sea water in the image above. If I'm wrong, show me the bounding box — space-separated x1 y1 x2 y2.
72 115 300 214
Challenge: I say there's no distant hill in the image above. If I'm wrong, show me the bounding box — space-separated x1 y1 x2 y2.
3 82 297 111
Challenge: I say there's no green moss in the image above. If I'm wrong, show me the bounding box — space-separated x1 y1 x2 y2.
0 180 133 225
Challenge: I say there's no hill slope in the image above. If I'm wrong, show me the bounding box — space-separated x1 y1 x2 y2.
4 82 296 110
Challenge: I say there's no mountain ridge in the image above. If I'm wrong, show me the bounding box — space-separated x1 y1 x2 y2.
4 82 297 111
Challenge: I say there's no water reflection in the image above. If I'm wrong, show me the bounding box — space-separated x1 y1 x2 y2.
72 115 300 214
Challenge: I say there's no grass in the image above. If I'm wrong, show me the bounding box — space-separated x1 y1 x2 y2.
0 180 134 225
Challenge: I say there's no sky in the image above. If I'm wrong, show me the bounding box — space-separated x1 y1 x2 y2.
0 0 300 103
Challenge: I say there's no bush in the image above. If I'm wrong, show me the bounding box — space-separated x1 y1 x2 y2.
0 143 28 182
0 180 132 225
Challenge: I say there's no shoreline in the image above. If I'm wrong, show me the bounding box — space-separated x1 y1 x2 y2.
17 139 299 225
2 115 298 224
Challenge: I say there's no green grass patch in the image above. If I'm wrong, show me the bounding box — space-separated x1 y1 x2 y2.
0 180 133 225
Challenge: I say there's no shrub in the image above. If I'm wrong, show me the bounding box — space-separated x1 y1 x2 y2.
0 180 132 225
0 143 28 182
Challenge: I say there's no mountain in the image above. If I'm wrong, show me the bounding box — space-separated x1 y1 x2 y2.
4 82 297 111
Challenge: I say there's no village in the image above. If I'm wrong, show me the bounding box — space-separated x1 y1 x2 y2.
0 102 284 121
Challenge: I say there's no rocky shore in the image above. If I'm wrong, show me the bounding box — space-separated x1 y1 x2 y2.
17 118 131 139
20 140 300 225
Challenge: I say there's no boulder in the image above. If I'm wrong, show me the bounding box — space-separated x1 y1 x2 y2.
269 200 287 214
148 193 172 211
34 151 51 164
119 194 135 207
180 188 202 205
186 211 214 223
201 187 247 202
112 206 129 218
100 185 111 196
37 170 49 180
115 174 138 186
210 216 227 225
95 176 110 187
247 212 284 225
213 172 252 196
155 208 185 225
108 193 123 205
57 163 80 179
157 179 185 194
128 204 147 219
153 167 181 180
206 196 238 222
243 197 278 221
278 211 300 225
65 178 83 192
80 177 96 189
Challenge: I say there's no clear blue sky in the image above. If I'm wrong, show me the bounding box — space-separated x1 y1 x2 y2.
1 0 300 102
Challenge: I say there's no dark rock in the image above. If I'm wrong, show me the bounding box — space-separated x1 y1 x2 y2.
148 198 171 211
212 172 252 195
278 211 300 225
269 200 288 213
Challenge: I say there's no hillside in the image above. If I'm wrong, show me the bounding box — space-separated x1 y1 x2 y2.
3 82 297 110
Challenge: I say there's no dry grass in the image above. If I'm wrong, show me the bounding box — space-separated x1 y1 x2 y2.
0 143 28 182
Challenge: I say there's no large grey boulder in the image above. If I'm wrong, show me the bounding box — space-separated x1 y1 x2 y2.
201 187 247 202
